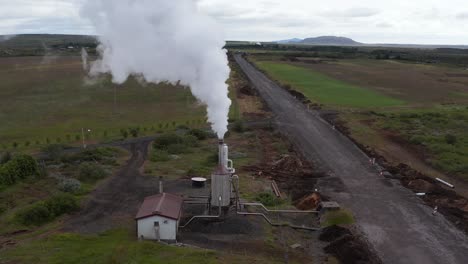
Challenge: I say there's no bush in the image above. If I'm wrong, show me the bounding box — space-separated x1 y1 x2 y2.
15 194 79 226
232 120 246 133
0 154 39 186
445 134 457 145
183 135 199 147
67 147 117 163
255 192 281 207
15 203 51 226
58 178 82 193
78 162 107 182
321 209 355 227
42 144 64 161
150 150 170 162
167 144 189 154
129 128 139 138
0 152 12 165
45 193 79 217
188 129 208 140
153 133 185 149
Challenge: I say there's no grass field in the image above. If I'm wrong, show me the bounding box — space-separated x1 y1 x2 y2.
1 229 219 264
254 61 404 108
0 56 207 149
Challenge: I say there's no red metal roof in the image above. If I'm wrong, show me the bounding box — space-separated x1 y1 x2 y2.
135 193 183 220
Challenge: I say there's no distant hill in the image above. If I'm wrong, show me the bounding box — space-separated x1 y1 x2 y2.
300 36 362 46
276 38 303 44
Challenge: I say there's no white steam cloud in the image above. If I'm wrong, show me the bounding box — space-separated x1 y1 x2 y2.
81 48 88 71
80 0 231 139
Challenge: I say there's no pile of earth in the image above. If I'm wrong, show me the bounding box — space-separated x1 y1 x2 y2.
295 192 321 210
243 154 327 202
320 225 382 264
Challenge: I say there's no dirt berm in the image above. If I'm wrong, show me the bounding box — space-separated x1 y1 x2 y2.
320 225 382 264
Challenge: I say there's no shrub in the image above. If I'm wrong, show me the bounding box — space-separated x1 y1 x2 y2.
68 147 117 163
120 129 129 139
255 192 281 207
0 154 39 186
321 209 355 227
153 133 185 149
58 178 82 193
167 144 188 154
188 129 208 140
78 162 107 182
183 135 198 147
129 128 139 138
15 194 79 226
42 144 64 161
15 203 51 226
150 150 170 162
232 120 245 133
445 134 457 145
45 193 79 217
0 152 12 165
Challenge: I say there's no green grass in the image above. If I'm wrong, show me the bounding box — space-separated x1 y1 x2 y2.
0 229 219 264
0 57 207 149
321 209 355 227
375 107 468 178
254 61 404 108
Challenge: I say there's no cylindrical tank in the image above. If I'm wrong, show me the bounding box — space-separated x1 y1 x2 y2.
211 170 231 207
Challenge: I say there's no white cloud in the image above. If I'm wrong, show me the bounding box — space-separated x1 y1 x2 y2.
0 0 467 44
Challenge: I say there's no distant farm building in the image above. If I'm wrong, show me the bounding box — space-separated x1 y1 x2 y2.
135 193 183 242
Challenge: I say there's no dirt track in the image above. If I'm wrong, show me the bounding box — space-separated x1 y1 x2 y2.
234 54 468 264
63 140 159 233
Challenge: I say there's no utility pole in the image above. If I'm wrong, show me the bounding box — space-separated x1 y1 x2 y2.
81 128 91 149
113 86 117 117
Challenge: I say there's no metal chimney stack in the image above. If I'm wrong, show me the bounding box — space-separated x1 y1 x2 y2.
211 139 235 207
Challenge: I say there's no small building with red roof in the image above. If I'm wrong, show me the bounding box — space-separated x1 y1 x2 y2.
135 193 183 242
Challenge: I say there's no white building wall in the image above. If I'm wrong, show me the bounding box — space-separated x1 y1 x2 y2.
137 216 178 241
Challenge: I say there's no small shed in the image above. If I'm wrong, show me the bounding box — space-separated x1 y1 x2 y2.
135 193 183 242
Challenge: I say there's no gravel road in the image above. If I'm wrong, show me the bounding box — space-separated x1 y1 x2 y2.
234 54 468 264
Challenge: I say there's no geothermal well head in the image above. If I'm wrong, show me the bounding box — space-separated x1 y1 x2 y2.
211 139 236 207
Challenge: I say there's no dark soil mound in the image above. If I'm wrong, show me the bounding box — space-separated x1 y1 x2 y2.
319 225 351 242
324 234 382 264
183 216 258 235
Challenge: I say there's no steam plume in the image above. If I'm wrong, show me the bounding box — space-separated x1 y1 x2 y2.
81 0 231 138
81 48 88 71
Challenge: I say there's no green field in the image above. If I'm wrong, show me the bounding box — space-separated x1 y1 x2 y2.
0 57 208 149
254 61 404 108
0 229 219 264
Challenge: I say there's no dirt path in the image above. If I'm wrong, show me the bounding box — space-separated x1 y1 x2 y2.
234 55 468 264
63 140 159 234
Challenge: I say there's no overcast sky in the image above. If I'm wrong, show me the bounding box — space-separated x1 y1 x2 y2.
1 0 468 44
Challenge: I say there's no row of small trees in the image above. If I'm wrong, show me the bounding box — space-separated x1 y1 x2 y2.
1 119 207 150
